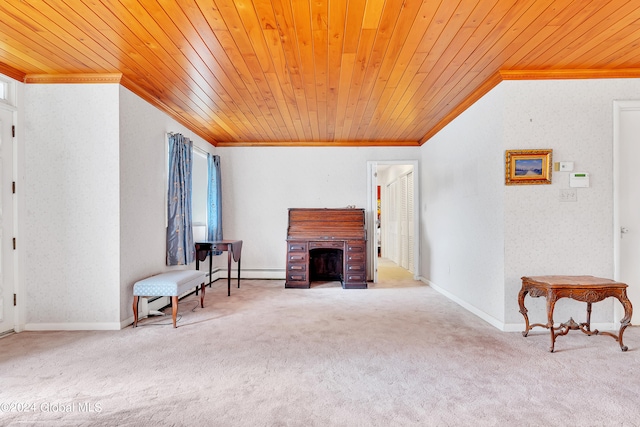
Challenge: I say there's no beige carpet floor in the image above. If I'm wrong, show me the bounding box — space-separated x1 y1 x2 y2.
1 261 639 426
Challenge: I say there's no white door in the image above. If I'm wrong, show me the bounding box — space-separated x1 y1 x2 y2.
0 107 14 334
615 102 640 324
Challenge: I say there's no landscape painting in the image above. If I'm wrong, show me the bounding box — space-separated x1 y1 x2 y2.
514 158 543 176
505 149 552 185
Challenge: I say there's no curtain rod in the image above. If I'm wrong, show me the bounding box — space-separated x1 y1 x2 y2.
167 132 209 156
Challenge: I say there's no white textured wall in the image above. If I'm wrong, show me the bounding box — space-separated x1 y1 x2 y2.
118 87 214 322
215 147 421 275
22 78 639 330
502 79 640 326
422 78 640 329
420 86 506 325
23 84 121 328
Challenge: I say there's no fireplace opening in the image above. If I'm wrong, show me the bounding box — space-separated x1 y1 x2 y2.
309 248 343 282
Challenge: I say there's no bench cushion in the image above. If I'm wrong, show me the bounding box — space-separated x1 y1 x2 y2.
133 270 205 297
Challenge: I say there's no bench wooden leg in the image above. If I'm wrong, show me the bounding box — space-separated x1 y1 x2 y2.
133 296 139 327
171 296 178 328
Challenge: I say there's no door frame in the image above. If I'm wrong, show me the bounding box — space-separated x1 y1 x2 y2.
612 100 640 323
0 104 17 334
367 160 419 283
0 75 23 334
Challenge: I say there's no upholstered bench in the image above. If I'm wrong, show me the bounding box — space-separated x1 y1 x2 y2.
133 270 206 328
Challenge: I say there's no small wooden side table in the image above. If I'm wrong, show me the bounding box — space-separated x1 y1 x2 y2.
195 240 242 297
518 275 633 352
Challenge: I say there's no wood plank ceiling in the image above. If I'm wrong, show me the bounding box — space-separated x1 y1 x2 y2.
1 0 640 147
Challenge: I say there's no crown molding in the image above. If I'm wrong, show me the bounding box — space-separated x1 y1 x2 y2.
499 68 640 80
215 140 421 147
0 63 26 82
24 73 123 84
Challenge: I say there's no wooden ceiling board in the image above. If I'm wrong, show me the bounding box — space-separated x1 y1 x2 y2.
548 5 640 68
514 0 626 69
358 0 427 140
362 1 441 141
389 0 505 141
581 21 640 68
1 0 640 146
393 0 529 141
376 0 473 141
0 6 73 73
139 1 253 140
74 0 235 141
418 0 572 132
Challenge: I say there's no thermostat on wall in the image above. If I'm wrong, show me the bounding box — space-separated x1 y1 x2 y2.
569 172 590 188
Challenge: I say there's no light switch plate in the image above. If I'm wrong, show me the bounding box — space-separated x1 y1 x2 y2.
560 188 577 202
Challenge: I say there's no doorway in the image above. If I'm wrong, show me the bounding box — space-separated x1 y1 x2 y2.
367 161 419 284
614 101 640 324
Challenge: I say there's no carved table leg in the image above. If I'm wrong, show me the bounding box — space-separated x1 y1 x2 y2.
616 290 633 352
585 302 592 333
547 294 558 353
518 288 531 337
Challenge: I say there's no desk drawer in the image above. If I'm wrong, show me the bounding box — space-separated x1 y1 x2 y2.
346 263 365 272
287 273 307 282
309 241 344 249
347 252 365 262
347 242 365 252
288 253 307 262
345 273 366 283
288 242 307 252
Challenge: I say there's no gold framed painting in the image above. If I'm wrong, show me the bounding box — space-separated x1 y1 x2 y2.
505 149 552 185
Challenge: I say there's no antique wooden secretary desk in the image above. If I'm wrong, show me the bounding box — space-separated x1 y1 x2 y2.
285 208 367 289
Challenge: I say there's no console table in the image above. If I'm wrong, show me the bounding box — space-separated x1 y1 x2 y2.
519 275 633 352
195 240 242 296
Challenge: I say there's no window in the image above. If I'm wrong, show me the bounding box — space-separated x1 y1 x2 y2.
191 150 208 241
0 77 11 105
165 135 209 242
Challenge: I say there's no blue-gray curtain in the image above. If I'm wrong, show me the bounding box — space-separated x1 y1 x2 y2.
207 154 223 247
167 133 195 265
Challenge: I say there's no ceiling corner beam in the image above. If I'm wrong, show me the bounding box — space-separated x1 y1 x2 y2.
0 62 26 82
24 73 123 84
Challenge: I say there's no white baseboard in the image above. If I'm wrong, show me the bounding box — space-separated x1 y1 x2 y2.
24 322 122 331
421 277 617 332
421 277 507 330
216 268 285 280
